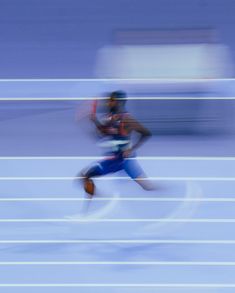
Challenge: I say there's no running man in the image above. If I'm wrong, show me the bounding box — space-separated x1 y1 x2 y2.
80 90 154 196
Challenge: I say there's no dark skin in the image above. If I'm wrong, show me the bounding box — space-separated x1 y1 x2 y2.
90 98 152 157
79 97 155 195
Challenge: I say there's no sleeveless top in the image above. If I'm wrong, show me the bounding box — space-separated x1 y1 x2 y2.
98 112 131 154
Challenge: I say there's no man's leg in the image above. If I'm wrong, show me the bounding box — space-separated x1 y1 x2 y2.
67 162 106 218
124 158 155 190
80 156 123 196
68 157 124 218
80 162 104 197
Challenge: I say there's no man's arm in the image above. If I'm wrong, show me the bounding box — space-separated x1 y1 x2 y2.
123 115 152 155
90 100 109 135
91 115 118 135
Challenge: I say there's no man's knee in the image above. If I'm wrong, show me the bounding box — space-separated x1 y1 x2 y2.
83 163 104 178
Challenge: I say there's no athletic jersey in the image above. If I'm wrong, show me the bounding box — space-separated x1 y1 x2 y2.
98 112 131 154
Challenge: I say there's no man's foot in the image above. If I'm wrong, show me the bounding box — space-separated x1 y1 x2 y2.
84 178 95 195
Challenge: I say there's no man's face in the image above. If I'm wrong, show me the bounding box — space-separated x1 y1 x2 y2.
107 98 118 111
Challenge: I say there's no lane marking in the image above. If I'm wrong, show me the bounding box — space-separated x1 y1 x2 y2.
0 78 233 81
0 218 234 223
0 97 235 101
0 283 233 287
0 156 234 160
0 261 234 265
0 176 234 181
0 240 234 244
0 197 234 202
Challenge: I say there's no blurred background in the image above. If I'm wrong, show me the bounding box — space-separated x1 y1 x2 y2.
1 2 235 290
0 0 235 156
0 0 234 79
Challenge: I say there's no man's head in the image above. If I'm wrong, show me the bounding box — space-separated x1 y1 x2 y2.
107 91 127 113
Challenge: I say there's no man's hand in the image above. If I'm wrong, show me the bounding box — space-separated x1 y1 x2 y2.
123 148 133 158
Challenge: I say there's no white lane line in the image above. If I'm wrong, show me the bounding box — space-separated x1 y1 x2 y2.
0 284 234 288
0 78 233 81
0 197 234 202
0 156 100 160
0 97 235 101
0 261 234 266
0 156 234 160
0 218 234 223
0 240 235 244
0 97 104 101
0 176 234 181
0 78 235 82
